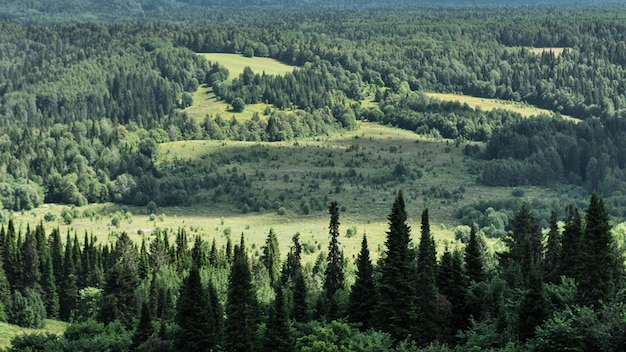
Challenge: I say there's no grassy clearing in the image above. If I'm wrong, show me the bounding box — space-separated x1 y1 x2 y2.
424 92 579 123
528 47 567 57
198 53 297 79
0 320 67 349
183 53 296 122
9 122 560 262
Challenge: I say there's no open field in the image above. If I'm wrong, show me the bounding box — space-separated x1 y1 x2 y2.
0 320 67 349
8 122 561 262
528 47 567 57
198 53 298 79
183 53 297 122
425 92 579 123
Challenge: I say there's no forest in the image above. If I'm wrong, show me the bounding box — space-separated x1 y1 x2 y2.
1 0 626 350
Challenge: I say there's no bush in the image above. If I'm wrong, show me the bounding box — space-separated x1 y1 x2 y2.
7 289 46 328
43 212 56 222
111 215 121 228
61 208 74 225
277 207 287 215
146 201 158 215
231 97 245 112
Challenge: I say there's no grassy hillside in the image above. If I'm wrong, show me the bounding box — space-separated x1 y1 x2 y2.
424 92 579 123
8 122 558 262
0 320 67 349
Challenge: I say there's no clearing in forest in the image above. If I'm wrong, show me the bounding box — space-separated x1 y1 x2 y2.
198 53 297 78
528 47 567 57
424 92 579 123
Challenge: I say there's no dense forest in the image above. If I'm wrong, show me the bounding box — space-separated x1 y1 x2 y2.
2 192 625 351
2 0 626 350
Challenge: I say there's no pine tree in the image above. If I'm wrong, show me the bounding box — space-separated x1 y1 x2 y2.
438 248 468 343
49 228 64 284
138 238 150 279
579 193 623 306
40 248 59 319
104 232 140 328
323 201 345 320
20 228 41 293
347 235 376 330
59 232 77 321
175 228 190 271
375 190 417 342
209 237 219 267
263 285 293 352
174 265 220 352
191 235 207 269
415 208 439 345
291 270 308 323
560 204 583 281
517 262 547 341
132 300 154 349
544 210 562 284
499 204 542 287
260 228 281 286
3 220 20 291
225 235 258 352
464 225 485 283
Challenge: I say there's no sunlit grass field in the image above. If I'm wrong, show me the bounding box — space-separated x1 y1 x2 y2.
9 122 559 263
424 92 579 123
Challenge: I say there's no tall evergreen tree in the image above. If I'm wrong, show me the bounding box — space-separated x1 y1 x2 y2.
3 220 20 291
517 262 547 341
323 201 345 320
132 300 154 350
191 235 207 269
104 232 140 328
49 228 64 284
437 248 468 343
225 235 258 352
20 228 41 293
40 248 59 319
464 225 485 283
59 232 77 321
544 210 562 284
375 190 417 342
263 285 293 352
175 228 190 271
560 204 583 281
282 233 308 322
174 265 220 352
415 208 439 345
260 228 281 287
579 193 623 306
347 235 376 330
499 204 542 287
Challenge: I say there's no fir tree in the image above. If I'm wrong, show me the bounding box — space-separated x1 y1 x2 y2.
544 210 562 284
19 229 41 293
49 228 64 284
132 300 154 350
560 204 583 281
500 204 542 287
517 262 547 341
3 220 21 291
347 235 376 330
437 248 468 343
263 285 293 352
464 225 485 283
323 201 345 320
260 228 281 286
40 248 59 319
375 191 417 342
225 235 258 352
415 208 439 345
59 232 77 321
174 265 220 352
579 193 624 306
138 238 150 279
191 235 207 269
291 269 308 323
104 232 140 328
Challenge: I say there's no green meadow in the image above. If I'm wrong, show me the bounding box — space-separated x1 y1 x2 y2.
0 320 67 349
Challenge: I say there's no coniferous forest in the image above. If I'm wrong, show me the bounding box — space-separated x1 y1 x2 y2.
1 0 626 351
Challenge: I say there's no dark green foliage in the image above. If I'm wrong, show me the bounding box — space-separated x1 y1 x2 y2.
375 190 417 342
323 201 345 320
225 235 258 352
6 332 59 352
347 235 376 330
103 232 140 328
19 228 41 293
464 225 485 284
437 248 468 343
499 204 542 287
59 232 78 321
132 301 154 350
260 228 281 286
517 263 547 341
7 288 46 328
544 210 561 284
263 285 293 352
174 265 221 352
559 205 583 281
64 320 132 352
416 208 439 345
231 97 245 112
578 193 624 307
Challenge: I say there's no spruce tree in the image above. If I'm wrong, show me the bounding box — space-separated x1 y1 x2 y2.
132 300 154 349
560 204 583 280
415 208 439 345
375 190 417 342
464 225 485 283
499 204 542 287
291 269 308 323
260 228 281 286
579 193 623 306
544 210 562 284
347 235 376 330
3 220 20 291
40 249 59 319
437 248 468 343
104 232 140 328
263 285 293 352
19 229 41 293
225 235 258 352
49 228 64 284
174 265 220 352
59 232 77 321
517 262 547 341
191 235 207 269
323 201 345 320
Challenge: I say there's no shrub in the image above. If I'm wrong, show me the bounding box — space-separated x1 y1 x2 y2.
111 215 121 228
43 212 57 222
7 289 46 328
277 207 287 215
146 201 158 215
231 97 245 112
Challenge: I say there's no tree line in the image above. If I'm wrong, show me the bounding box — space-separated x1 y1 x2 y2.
2 191 624 351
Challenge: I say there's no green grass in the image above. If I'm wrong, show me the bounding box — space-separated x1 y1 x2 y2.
425 92 579 123
198 53 297 79
9 122 562 262
183 53 297 122
0 319 67 349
